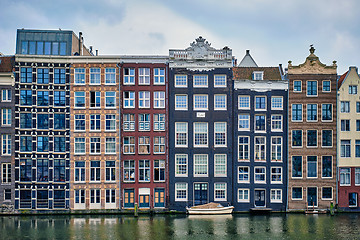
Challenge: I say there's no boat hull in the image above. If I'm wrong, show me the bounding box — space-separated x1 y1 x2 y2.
186 206 234 215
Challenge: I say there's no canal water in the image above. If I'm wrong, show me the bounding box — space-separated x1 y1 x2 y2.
1 214 360 240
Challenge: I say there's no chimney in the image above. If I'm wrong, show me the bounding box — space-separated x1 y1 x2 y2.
246 50 250 55
78 32 83 56
96 50 98 56
90 46 93 54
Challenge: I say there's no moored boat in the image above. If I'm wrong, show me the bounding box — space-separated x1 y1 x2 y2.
186 202 234 215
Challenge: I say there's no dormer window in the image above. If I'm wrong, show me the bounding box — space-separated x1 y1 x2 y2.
253 71 263 80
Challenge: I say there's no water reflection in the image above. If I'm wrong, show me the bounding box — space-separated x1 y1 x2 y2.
1 214 360 239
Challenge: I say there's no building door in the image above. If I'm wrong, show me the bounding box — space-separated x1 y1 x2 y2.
139 195 150 208
154 188 165 208
307 187 317 207
254 190 266 207
124 189 135 208
194 183 208 205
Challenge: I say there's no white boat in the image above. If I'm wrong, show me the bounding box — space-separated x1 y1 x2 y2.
186 202 234 215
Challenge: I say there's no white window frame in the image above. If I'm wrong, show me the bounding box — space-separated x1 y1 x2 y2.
271 96 283 110
123 136 135 154
293 80 302 92
74 161 85 183
238 189 250 202
238 114 250 131
254 167 266 183
306 80 318 97
90 137 101 154
105 68 116 85
271 136 282 162
174 75 187 88
214 94 227 110
271 167 282 184
193 94 208 111
74 92 85 108
175 122 188 147
238 166 250 183
238 95 250 109
2 134 11 156
254 136 266 161
74 137 85 155
214 183 227 201
154 114 165 131
138 136 150 154
2 89 11 102
214 154 227 177
253 71 263 80
271 115 283 132
321 187 333 200
194 154 208 177
105 114 116 132
214 74 227 88
193 122 208 147
307 156 318 179
175 154 188 177
138 91 150 108
193 75 208 88
154 91 165 108
214 122 227 147
123 114 135 131
291 187 303 200
255 96 266 111
255 115 266 132
123 91 135 108
123 68 135 85
340 168 351 186
270 189 282 203
175 94 188 110
105 137 116 154
2 108 11 126
322 80 331 92
175 183 188 201
153 136 165 154
74 68 85 85
238 136 249 161
154 68 165 85
138 68 150 85
90 68 101 85
355 168 360 186
105 92 116 108
1 163 11 184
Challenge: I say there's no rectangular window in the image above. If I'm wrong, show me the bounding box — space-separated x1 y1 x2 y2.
154 160 165 182
124 91 135 108
238 96 250 109
74 68 85 84
105 189 116 204
355 168 360 185
4 189 11 200
37 68 49 84
253 71 263 80
294 81 302 92
322 104 332 121
90 161 101 182
214 94 227 110
154 91 165 108
90 189 101 204
214 183 227 201
53 159 65 182
341 101 350 113
341 120 350 131
255 96 266 110
1 108 11 126
90 114 101 131
123 114 135 131
154 136 165 154
2 89 11 102
54 91 66 106
341 140 351 157
54 114 65 129
238 114 250 131
357 120 360 131
105 68 116 84
322 80 331 92
139 68 150 85
123 137 135 154
36 92 48 108
154 114 165 131
138 91 150 108
292 104 302 121
105 92 116 108
74 189 85 204
292 187 303 200
238 167 249 183
175 94 188 110
307 104 317 121
271 137 282 161
105 161 116 182
54 136 65 152
20 113 32 129
322 130 332 147
105 137 116 154
175 122 188 147
254 167 266 183
54 68 66 84
154 68 165 85
194 94 208 110
139 114 150 131
214 154 227 177
254 137 266 161
322 187 332 200
349 192 357 206
20 67 32 83
124 160 135 182
194 122 208 147
271 189 282 203
20 136 32 152
37 136 48 152
175 154 187 177
138 136 150 154
357 102 360 113
271 97 283 110
74 137 85 154
74 161 85 182
307 130 317 147
37 159 49 182
292 130 302 147
238 189 249 202
238 136 249 161
356 140 360 158
271 115 282 131
74 114 85 131
105 115 116 131
307 81 317 96
90 91 101 108
74 92 85 108
194 154 208 177
20 90 32 106
175 75 187 87
292 156 302 178
214 122 226 147
307 156 317 178
349 85 358 94
90 137 101 154
90 68 101 84
214 75 226 87
340 168 350 185
1 163 11 184
20 159 32 182
322 156 332 178
139 160 150 182
124 68 135 84
255 115 266 131
21 41 28 54
271 167 282 183
175 183 187 201
193 75 208 87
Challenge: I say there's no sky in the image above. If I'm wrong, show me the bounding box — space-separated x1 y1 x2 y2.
1 0 359 74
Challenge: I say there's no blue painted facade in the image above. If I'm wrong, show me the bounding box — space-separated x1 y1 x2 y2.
232 66 288 211
168 38 234 211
